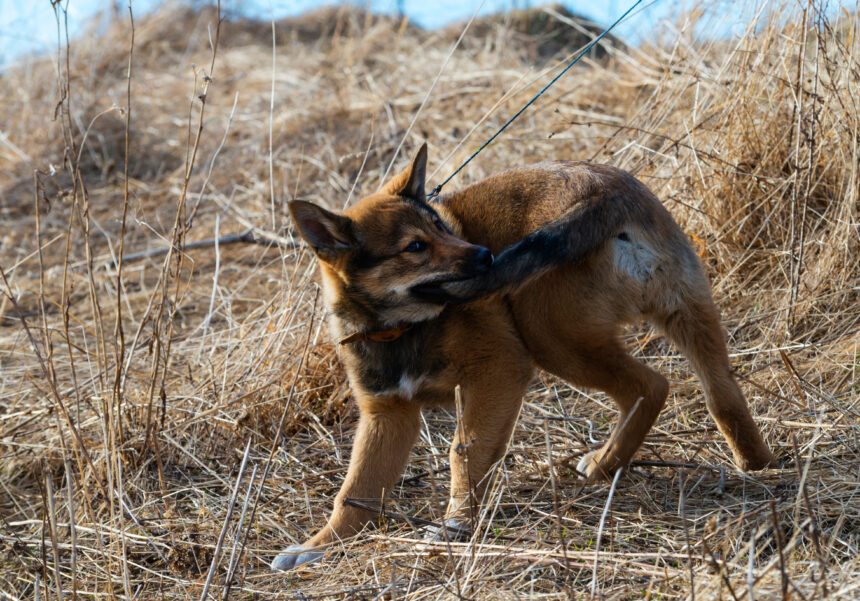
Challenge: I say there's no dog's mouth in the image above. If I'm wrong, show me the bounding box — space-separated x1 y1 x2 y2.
408 248 494 304
409 277 469 303
409 273 492 304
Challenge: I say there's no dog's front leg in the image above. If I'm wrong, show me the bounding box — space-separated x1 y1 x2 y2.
440 375 531 539
272 397 421 571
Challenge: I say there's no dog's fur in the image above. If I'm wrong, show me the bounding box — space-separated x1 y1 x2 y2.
272 145 775 571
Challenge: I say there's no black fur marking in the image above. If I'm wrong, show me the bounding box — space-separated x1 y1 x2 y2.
409 285 455 304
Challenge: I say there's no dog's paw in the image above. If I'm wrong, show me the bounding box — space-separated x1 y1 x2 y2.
270 545 326 571
426 518 471 542
735 449 778 472
576 450 600 478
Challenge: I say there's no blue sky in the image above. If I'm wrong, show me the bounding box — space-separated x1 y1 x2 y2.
0 0 745 69
0 1 832 69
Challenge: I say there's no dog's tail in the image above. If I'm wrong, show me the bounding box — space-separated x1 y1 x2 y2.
441 196 625 301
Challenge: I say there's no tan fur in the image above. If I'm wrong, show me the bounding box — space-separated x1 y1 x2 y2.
272 146 775 571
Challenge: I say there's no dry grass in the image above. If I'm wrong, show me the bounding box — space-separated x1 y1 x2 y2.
1 1 859 599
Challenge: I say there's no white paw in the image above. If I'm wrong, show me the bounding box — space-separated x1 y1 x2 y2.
270 545 326 571
577 450 599 477
426 518 471 542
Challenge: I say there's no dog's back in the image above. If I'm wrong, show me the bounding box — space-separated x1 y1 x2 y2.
442 160 698 317
439 161 660 246
439 160 775 476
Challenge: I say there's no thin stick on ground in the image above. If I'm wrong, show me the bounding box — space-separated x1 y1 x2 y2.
222 465 257 601
200 439 252 601
679 468 697 601
109 227 299 267
590 467 623 599
544 418 570 579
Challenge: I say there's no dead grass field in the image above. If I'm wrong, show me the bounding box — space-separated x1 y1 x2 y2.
1 1 858 599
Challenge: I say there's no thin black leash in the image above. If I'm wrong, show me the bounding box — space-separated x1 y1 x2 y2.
426 0 645 201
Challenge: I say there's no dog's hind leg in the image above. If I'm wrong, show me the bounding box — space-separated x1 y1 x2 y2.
272 397 421 571
537 337 670 481
653 292 776 471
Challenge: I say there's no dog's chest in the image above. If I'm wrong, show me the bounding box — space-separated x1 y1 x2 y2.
341 325 448 401
377 373 427 400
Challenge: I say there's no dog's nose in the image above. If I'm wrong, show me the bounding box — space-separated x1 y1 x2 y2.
474 247 494 272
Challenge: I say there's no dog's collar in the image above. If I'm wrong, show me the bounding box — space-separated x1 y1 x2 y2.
339 324 410 345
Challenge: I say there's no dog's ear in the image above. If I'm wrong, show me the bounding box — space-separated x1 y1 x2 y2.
405 143 428 200
382 142 427 201
289 200 354 263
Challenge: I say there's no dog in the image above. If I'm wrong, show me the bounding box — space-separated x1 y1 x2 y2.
271 144 775 570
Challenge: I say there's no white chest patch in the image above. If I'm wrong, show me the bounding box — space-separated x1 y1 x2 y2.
375 373 425 400
614 235 658 282
397 374 424 399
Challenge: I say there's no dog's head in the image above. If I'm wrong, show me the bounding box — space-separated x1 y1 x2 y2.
289 144 493 325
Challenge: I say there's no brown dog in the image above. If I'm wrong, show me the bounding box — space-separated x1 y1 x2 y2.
271 144 775 570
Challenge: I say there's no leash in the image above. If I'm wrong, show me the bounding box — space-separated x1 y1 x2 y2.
426 0 645 201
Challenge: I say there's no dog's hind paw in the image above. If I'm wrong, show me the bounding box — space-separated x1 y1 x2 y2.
271 545 326 571
576 450 600 478
426 518 471 542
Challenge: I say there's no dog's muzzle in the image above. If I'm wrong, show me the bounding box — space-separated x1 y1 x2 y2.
409 246 494 303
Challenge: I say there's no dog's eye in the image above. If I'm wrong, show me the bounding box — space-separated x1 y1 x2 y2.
404 240 428 253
